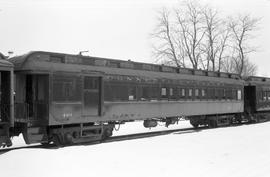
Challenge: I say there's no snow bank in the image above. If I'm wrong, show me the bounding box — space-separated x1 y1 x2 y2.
1 121 270 177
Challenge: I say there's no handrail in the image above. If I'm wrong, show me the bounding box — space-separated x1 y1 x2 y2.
0 103 11 122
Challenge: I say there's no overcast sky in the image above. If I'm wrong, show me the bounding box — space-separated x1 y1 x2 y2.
0 0 269 75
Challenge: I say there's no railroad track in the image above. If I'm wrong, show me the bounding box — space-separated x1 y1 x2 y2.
103 126 205 143
0 126 206 153
0 143 56 154
0 121 258 153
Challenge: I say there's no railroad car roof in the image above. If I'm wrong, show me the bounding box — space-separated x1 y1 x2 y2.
0 58 13 70
245 76 270 86
9 51 244 85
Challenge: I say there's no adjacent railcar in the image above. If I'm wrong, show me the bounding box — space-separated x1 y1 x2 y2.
0 59 14 147
9 51 245 145
244 76 270 120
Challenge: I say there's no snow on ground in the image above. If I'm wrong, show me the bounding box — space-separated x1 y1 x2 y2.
1 121 270 177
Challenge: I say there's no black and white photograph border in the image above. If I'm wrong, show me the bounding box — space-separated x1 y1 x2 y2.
0 0 270 177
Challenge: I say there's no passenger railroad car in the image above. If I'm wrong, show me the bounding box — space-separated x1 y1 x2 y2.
7 51 245 145
244 76 270 120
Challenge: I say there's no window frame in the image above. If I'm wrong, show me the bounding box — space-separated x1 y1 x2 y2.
188 88 193 99
237 89 242 100
161 87 167 99
201 88 206 99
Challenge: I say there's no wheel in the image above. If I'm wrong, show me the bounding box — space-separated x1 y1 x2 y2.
52 134 63 147
64 133 74 145
190 119 199 129
191 123 199 129
102 128 113 139
208 120 218 128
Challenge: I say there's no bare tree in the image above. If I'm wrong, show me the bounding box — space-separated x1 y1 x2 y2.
202 6 218 71
175 1 206 69
241 58 258 77
221 56 234 73
216 25 230 72
202 7 231 72
228 14 260 76
152 9 185 67
152 1 259 76
152 1 206 69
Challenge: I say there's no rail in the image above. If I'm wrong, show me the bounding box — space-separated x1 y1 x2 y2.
0 120 264 152
0 126 202 152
